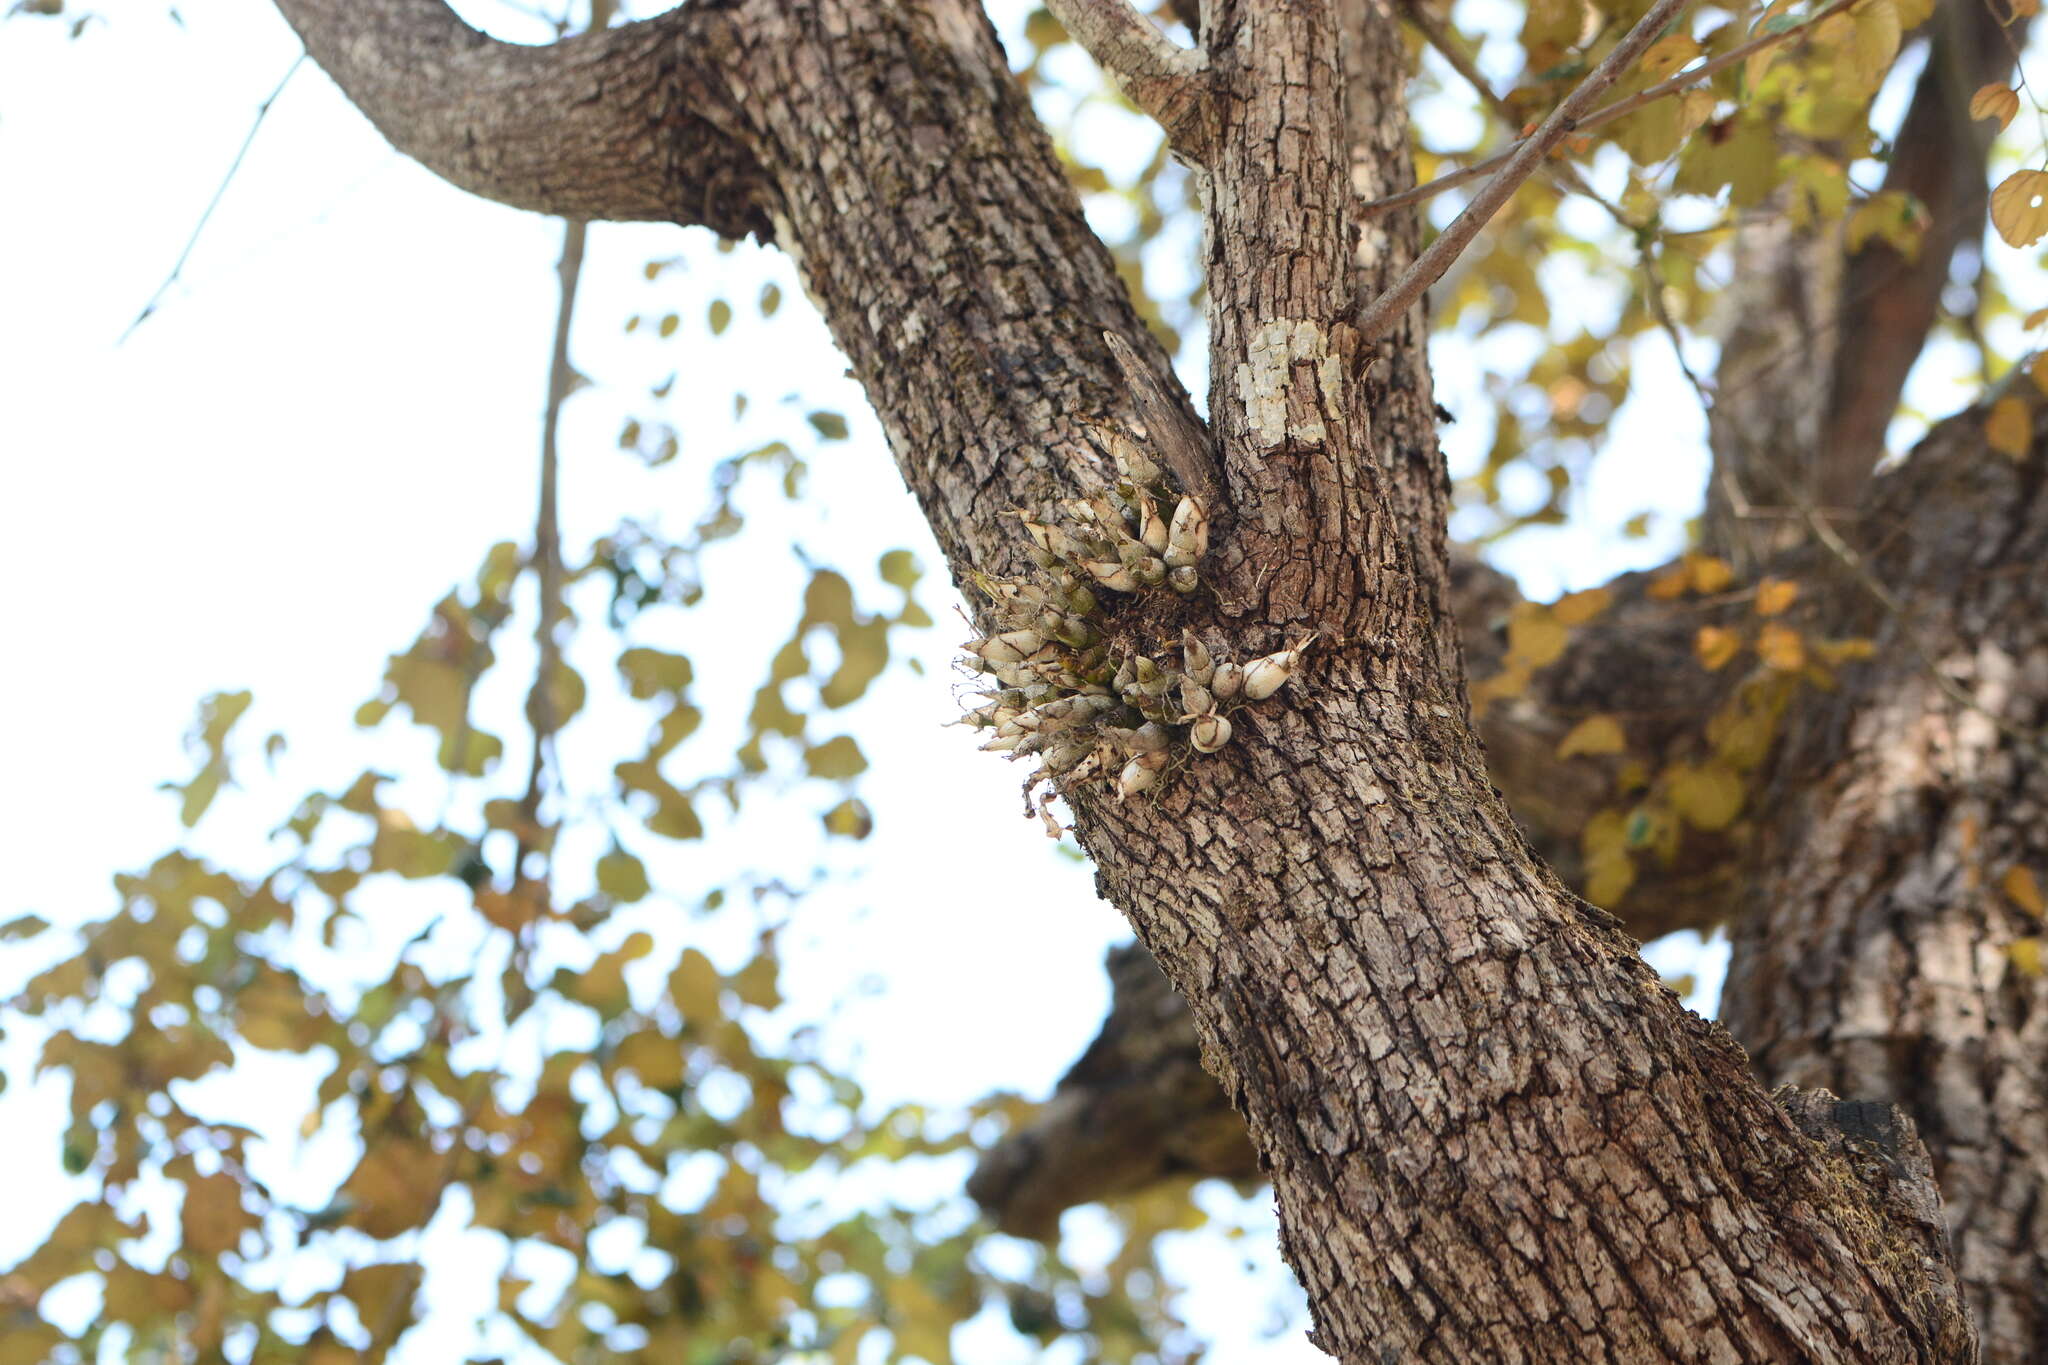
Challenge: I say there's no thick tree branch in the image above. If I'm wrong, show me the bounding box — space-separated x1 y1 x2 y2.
270 0 774 235
1046 0 1218 154
1723 400 2048 1360
1818 0 2022 503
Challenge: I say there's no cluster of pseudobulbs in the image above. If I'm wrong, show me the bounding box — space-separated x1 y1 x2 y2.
956 425 1308 804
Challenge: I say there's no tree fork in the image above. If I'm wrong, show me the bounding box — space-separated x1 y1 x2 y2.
271 0 1979 1356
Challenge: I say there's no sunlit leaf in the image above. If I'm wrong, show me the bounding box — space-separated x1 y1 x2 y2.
1969 83 2019 132
1985 394 2032 457
1555 715 1626 759
1990 171 2048 248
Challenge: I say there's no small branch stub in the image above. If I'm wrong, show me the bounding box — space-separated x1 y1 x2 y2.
1045 0 1218 156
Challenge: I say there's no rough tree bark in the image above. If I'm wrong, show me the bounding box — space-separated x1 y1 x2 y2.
979 12 2048 1360
271 0 2020 1359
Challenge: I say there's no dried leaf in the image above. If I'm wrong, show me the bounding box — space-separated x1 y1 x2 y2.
1551 587 1612 626
1668 762 1746 831
1695 626 1743 671
1985 394 2032 458
1556 714 1627 759
2004 865 2045 918
1970 83 2020 131
1688 554 1735 594
1755 577 1800 616
1990 170 2048 248
1757 623 1807 671
1507 606 1569 668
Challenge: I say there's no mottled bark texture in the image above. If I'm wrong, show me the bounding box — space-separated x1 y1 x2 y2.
986 27 2048 1357
1720 403 2048 1363
275 0 1993 1358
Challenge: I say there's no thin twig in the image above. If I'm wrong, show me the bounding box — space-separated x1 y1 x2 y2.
120 54 305 343
515 217 587 885
1397 0 1634 226
1362 0 1857 223
1357 0 1695 339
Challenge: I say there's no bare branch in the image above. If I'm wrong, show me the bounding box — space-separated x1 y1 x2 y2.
1364 0 1856 223
1396 0 1633 224
122 55 304 342
1355 0 1695 340
1047 0 1216 153
271 0 773 234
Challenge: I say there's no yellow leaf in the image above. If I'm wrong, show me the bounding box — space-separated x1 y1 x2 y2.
1556 715 1628 759
1551 587 1613 627
1755 577 1800 616
1638 33 1699 79
1688 553 1735 594
2029 353 2048 392
614 1028 686 1090
2009 937 2044 976
1986 394 2032 458
1970 83 2020 132
1585 852 1636 907
1757 623 1806 671
821 796 874 839
1668 762 1746 831
1744 0 1796 91
1695 626 1744 671
2016 0 2042 15
1990 170 2048 248
1849 0 1902 91
1845 190 1926 261
1813 636 1876 664
1647 563 1692 600
1507 605 1569 668
2005 865 2046 918
668 947 723 1022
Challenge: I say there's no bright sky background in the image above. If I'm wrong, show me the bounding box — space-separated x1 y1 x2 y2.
26 0 2036 1357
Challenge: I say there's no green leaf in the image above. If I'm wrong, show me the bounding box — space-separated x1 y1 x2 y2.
805 736 868 781
878 549 920 590
619 647 694 699
597 846 651 902
821 797 873 840
0 914 49 942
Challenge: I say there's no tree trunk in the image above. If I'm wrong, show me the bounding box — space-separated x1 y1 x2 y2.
1719 405 2048 1362
274 0 1990 1357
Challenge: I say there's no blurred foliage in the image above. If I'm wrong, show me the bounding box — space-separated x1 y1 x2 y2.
8 0 2048 1360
